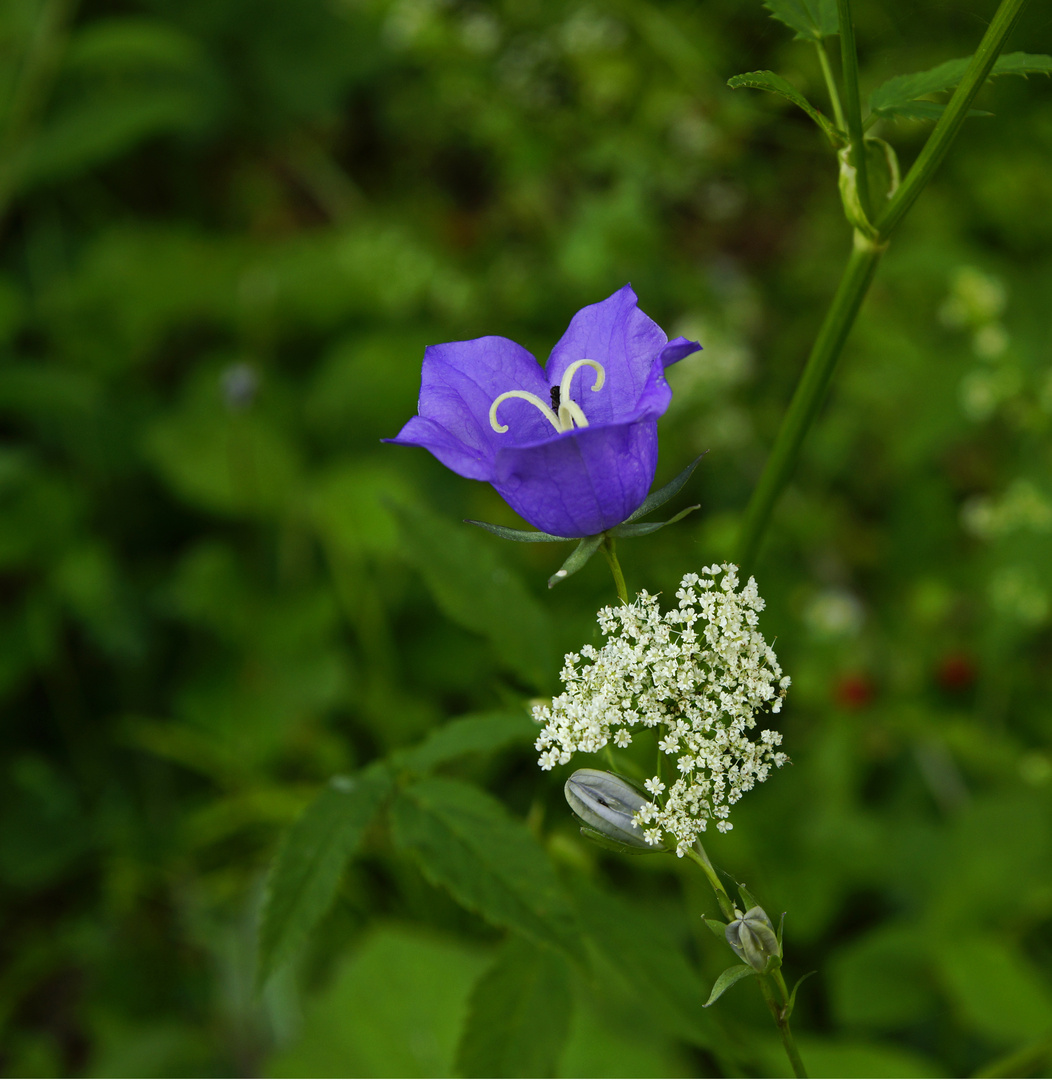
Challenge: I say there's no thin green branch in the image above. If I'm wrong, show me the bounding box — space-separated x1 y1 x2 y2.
737 230 884 573
876 0 1032 236
600 535 629 604
759 973 809 1078
814 39 845 132
836 0 869 218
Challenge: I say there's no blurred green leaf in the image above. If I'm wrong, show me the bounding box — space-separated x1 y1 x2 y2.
455 935 572 1078
390 778 582 961
936 936 1052 1045
393 710 536 775
266 925 487 1078
570 877 715 1049
257 766 392 987
869 52 1052 119
392 500 554 689
762 0 838 42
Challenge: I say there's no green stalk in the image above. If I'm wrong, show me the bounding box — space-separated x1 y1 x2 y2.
737 230 884 572
685 840 735 920
601 535 629 604
876 0 1031 236
735 0 1033 572
814 39 845 132
758 973 809 1078
836 0 869 218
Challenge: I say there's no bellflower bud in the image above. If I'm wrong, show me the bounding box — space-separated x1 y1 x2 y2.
725 906 781 972
564 769 653 850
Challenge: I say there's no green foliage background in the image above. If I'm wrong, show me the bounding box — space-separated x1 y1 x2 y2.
1 0 1050 1075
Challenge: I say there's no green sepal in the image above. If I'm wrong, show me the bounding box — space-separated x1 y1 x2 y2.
622 454 707 525
727 70 842 147
737 881 760 910
465 520 569 542
761 953 783 974
610 504 700 538
703 963 754 1007
578 825 667 856
703 916 727 941
548 534 603 589
777 911 785 949
785 970 817 1019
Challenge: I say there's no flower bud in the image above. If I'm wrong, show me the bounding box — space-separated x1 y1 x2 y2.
564 769 652 849
725 906 780 972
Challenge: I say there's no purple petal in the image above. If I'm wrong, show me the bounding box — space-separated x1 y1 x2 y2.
386 335 553 479
635 335 704 418
492 419 659 537
546 284 668 424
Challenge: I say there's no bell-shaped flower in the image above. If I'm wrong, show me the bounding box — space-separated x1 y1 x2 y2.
386 284 701 538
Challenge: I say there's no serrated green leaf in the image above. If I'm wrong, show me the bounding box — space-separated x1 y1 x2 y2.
392 501 553 687
456 936 573 1078
762 0 838 42
464 519 569 542
610 505 699 538
257 766 393 987
869 52 1052 118
393 710 537 774
727 71 841 144
390 777 582 960
622 454 706 524
703 963 754 1007
570 877 716 1048
547 533 603 589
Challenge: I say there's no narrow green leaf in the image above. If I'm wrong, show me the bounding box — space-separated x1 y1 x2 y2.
703 917 727 941
392 500 553 688
611 505 699 539
727 71 841 144
393 710 537 775
456 936 573 1078
257 766 392 987
762 0 838 42
703 963 754 1007
786 970 816 1018
578 825 665 856
737 881 760 909
547 533 602 589
570 877 716 1048
869 52 1052 118
464 519 569 542
623 454 706 524
390 777 582 961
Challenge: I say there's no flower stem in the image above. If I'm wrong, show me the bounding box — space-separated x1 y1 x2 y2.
686 840 736 921
736 0 1031 574
758 972 809 1078
737 229 884 573
835 0 869 217
813 39 845 132
876 0 1032 236
601 535 629 604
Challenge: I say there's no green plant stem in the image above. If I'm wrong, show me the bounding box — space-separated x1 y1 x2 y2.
601 535 628 604
685 840 735 920
836 0 869 218
758 973 809 1078
736 0 1032 572
737 229 884 573
813 40 845 132
876 0 1032 236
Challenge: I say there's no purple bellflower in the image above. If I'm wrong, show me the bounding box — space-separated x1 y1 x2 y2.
386 284 701 538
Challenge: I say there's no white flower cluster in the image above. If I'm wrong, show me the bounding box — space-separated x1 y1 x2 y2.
534 564 789 856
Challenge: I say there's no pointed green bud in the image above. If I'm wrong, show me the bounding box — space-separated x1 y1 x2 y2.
564 769 655 850
725 905 781 972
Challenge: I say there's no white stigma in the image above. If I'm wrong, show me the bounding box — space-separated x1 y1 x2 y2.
489 359 606 435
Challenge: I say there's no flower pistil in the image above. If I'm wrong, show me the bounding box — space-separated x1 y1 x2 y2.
489 359 606 435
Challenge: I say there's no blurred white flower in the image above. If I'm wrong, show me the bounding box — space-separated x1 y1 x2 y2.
534 564 789 855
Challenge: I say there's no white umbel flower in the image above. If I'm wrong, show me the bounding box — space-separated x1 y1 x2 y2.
534 564 789 856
